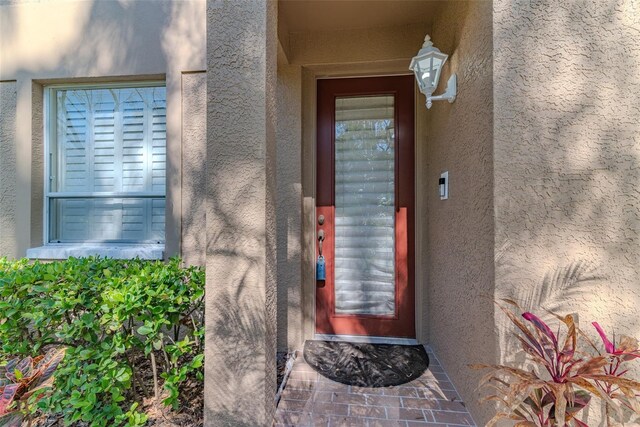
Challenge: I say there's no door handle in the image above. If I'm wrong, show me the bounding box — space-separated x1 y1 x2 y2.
317 229 325 256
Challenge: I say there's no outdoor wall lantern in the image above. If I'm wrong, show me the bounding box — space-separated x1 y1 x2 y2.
409 35 457 109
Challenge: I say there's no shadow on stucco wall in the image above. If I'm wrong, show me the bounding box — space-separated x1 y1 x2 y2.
203 1 282 423
1 0 172 79
492 0 640 424
495 255 602 362
425 1 496 425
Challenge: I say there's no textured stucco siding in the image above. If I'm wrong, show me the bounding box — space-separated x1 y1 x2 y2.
493 0 640 425
0 0 206 259
0 81 17 258
288 23 430 66
181 72 207 267
276 58 303 352
30 82 43 248
426 1 494 425
204 0 277 424
415 85 429 345
0 1 174 80
300 67 317 343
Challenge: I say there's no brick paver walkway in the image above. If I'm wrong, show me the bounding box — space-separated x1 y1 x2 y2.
274 346 477 427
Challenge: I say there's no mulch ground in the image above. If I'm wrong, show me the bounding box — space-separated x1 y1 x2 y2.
32 352 289 426
33 386 204 427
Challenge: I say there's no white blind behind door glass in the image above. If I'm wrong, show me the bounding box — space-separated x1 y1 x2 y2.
334 95 396 316
50 86 166 243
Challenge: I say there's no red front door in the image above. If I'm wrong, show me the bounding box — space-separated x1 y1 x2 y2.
315 76 415 338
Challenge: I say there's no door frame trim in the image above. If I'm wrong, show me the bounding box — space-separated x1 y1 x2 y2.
315 75 415 337
300 64 427 346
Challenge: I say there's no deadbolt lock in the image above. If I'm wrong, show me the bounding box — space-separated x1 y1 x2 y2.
318 215 325 225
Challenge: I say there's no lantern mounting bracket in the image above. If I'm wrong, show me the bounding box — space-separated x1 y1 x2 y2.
426 74 456 109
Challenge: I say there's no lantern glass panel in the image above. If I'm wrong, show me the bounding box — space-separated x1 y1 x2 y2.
415 55 444 94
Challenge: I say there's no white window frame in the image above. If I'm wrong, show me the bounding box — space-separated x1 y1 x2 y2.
43 81 167 245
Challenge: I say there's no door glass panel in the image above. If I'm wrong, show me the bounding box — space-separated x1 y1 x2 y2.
334 95 395 316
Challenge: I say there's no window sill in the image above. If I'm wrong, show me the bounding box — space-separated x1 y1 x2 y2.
26 244 165 260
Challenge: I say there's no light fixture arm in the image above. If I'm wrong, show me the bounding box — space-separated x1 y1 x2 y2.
426 74 457 109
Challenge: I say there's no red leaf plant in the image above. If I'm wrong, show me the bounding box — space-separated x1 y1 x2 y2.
472 300 640 427
584 322 640 425
0 347 66 427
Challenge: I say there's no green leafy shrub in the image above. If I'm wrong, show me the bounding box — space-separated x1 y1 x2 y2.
0 257 204 427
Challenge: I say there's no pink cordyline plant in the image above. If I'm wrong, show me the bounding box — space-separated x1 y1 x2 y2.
472 300 640 427
587 322 640 424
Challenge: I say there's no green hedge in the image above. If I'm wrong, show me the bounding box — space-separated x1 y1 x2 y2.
0 257 204 427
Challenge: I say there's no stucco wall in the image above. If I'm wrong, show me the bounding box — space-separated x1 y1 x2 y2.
426 1 494 424
29 83 44 248
494 0 640 424
287 23 432 67
204 0 278 424
181 71 207 267
0 81 17 258
0 0 206 259
415 85 429 344
276 52 303 352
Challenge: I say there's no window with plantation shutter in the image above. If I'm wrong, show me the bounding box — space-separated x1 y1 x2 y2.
334 95 396 316
47 84 166 243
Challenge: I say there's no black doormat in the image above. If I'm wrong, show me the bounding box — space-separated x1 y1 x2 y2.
303 340 429 387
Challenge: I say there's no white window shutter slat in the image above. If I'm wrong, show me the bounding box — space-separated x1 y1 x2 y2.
151 100 167 193
334 95 396 316
51 85 166 243
60 91 89 192
122 89 147 192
